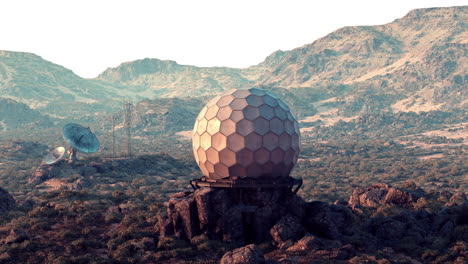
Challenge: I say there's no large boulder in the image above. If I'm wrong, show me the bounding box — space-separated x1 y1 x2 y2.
220 244 264 264
348 183 390 208
270 214 304 248
383 187 415 206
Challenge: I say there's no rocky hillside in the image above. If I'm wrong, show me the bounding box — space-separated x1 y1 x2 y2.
0 98 52 131
106 97 204 135
96 58 262 98
97 6 466 116
257 6 467 114
0 6 465 125
0 51 137 118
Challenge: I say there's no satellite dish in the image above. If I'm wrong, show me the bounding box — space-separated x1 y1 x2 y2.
63 123 100 153
43 146 66 165
63 123 100 163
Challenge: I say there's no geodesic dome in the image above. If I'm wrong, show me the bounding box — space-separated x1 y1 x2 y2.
192 87 300 180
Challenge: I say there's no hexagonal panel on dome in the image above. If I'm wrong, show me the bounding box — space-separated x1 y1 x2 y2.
197 118 208 135
192 87 300 180
197 106 208 120
230 98 248 110
193 134 200 150
263 132 279 151
236 149 254 167
245 133 262 151
207 118 221 135
250 118 268 136
284 120 295 135
236 119 254 136
263 95 279 107
259 105 275 120
200 132 212 151
279 133 291 151
205 105 219 120
230 110 244 122
227 133 245 152
211 133 227 151
274 107 287 121
220 119 236 136
206 148 220 164
219 148 236 167
270 118 284 135
197 148 207 164
254 148 270 165
246 95 264 107
217 95 235 107
232 89 251 98
243 106 261 120
217 107 233 121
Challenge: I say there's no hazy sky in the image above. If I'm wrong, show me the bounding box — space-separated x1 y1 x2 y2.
1 0 467 78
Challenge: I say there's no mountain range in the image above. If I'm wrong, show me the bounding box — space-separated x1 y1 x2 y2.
0 6 466 131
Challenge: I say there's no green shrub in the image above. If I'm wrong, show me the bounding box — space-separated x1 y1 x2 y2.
59 230 81 241
104 211 122 224
157 236 188 250
28 206 58 218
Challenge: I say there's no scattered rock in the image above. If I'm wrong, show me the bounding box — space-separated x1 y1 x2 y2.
383 187 414 206
311 246 354 260
286 234 341 252
270 214 304 248
220 244 265 264
448 192 467 206
348 183 390 208
349 183 423 208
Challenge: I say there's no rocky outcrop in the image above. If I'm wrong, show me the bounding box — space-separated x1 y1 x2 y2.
220 244 264 264
29 165 52 185
0 98 52 131
348 183 424 208
158 183 467 263
0 187 15 214
158 188 306 244
166 192 200 241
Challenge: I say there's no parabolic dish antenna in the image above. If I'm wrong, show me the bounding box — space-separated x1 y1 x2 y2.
63 123 100 154
43 146 66 165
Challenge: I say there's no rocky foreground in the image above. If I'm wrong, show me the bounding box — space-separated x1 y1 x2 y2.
0 159 466 264
160 182 467 263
